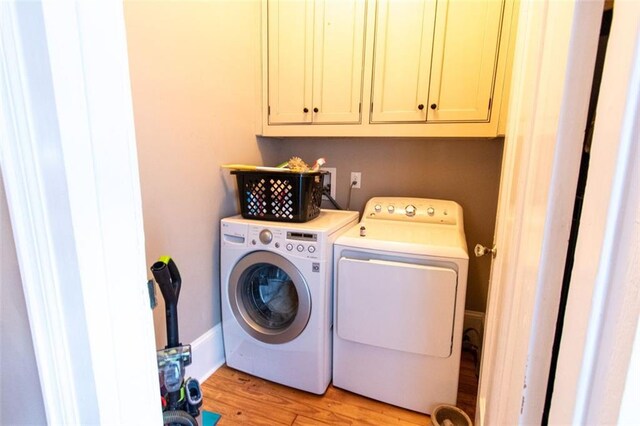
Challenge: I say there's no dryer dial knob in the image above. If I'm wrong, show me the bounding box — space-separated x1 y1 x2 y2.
405 205 416 217
427 207 435 216
374 204 382 213
259 229 273 244
387 205 395 213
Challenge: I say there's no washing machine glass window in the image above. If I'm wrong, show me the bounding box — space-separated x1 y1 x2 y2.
244 264 297 328
229 251 311 344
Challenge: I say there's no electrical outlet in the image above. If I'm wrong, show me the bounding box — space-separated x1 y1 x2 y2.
321 167 336 201
350 172 362 189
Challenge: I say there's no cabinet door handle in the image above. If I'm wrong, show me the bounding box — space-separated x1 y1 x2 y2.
430 103 437 110
303 107 309 113
313 107 319 113
418 104 424 110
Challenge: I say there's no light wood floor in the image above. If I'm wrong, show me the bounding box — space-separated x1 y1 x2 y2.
201 350 478 425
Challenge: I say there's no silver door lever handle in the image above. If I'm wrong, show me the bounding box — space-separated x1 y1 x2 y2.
474 244 497 258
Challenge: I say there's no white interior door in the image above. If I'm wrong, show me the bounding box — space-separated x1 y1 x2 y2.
476 1 608 425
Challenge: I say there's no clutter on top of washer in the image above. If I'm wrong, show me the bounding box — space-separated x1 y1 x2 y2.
222 157 327 223
221 157 325 173
278 156 325 172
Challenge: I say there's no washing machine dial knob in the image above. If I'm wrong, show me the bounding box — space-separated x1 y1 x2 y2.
387 205 395 213
374 204 382 213
427 207 436 216
405 205 416 217
259 229 273 244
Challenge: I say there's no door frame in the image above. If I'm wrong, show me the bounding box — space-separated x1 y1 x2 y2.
0 2 161 424
478 0 639 425
548 2 640 423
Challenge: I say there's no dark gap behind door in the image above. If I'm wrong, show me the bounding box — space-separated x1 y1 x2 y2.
541 8 613 424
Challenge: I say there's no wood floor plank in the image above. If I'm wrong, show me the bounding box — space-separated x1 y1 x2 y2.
201 380 294 425
206 368 421 425
292 414 332 425
202 350 478 425
204 374 333 423
322 387 428 425
205 369 358 424
198 395 287 426
201 383 295 425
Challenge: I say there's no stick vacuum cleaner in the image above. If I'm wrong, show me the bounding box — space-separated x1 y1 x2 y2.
151 256 203 426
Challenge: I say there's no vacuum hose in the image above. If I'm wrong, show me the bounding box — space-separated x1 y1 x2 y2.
151 257 182 348
163 410 198 426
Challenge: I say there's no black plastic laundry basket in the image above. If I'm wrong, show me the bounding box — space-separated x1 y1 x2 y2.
231 170 325 223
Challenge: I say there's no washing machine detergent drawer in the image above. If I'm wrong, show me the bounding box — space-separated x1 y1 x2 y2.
336 257 457 358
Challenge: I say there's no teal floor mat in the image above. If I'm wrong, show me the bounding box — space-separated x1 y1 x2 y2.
202 410 222 425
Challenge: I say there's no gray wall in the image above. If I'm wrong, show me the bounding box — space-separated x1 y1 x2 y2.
124 0 264 347
1 173 47 425
125 0 502 349
259 137 503 312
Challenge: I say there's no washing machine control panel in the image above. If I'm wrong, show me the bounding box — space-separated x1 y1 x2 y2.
365 197 459 225
244 226 321 259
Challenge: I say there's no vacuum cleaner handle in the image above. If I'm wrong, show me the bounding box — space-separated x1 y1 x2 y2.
151 256 182 348
151 256 181 302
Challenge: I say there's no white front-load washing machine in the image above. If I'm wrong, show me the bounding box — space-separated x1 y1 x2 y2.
333 197 469 414
221 210 358 394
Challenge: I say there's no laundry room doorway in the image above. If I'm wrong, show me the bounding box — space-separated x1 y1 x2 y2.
2 1 638 425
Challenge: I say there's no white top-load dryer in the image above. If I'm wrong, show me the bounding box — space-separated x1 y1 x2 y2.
332 197 469 414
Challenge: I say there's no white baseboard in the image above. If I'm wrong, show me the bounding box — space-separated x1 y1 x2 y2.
187 324 225 384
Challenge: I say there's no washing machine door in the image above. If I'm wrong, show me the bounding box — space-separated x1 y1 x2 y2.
228 251 311 344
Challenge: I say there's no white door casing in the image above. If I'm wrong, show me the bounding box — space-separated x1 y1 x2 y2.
0 2 162 424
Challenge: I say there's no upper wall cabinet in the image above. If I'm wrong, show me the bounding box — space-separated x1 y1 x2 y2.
259 0 518 137
267 0 367 125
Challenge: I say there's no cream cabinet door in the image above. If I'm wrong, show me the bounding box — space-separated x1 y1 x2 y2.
267 0 314 124
370 0 438 123
428 0 504 122
267 0 366 125
312 0 366 123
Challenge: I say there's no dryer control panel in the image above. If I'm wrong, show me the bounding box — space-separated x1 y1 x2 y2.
363 197 460 225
